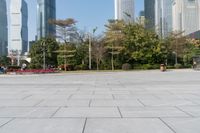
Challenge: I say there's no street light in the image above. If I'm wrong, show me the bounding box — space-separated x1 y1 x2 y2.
88 27 98 70
41 41 46 70
173 51 177 65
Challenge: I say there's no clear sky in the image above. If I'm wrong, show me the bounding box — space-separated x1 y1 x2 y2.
8 0 144 41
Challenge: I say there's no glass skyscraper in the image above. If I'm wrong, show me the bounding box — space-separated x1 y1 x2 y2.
115 0 135 22
173 0 200 35
155 0 172 38
37 0 56 39
10 0 28 54
0 0 8 56
144 0 155 30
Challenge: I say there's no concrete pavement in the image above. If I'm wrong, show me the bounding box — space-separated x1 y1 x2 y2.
0 70 199 133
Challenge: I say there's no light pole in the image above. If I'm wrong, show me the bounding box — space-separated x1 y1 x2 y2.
88 27 97 70
17 50 21 66
173 51 177 65
42 41 46 70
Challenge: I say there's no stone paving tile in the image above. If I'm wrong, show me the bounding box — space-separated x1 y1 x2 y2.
113 94 159 100
0 118 85 133
0 100 42 107
119 107 190 118
70 94 113 100
37 100 90 107
84 118 174 133
26 94 71 100
94 90 131 95
139 99 197 107
90 100 144 107
0 119 12 127
0 107 59 118
162 118 200 133
53 107 121 118
178 106 200 117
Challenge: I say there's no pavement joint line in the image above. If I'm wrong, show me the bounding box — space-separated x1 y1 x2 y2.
159 118 177 133
22 94 33 100
112 94 115 100
0 118 15 128
67 94 73 100
82 118 87 133
88 100 92 107
117 106 123 118
175 106 195 118
33 99 44 107
137 99 146 107
50 107 61 118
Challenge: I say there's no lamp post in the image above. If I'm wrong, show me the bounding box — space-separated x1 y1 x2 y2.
173 51 177 65
17 50 21 66
88 27 98 70
42 41 46 70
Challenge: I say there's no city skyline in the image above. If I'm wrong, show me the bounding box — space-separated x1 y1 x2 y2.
9 0 28 54
115 0 135 22
37 0 56 39
6 0 144 42
172 0 200 35
0 0 8 56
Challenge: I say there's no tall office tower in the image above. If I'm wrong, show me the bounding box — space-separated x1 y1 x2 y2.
144 0 155 30
10 0 28 54
172 0 200 35
0 0 8 56
155 0 172 38
139 11 145 26
37 0 56 39
115 0 135 22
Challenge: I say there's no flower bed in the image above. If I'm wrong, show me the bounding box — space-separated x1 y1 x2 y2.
9 69 58 74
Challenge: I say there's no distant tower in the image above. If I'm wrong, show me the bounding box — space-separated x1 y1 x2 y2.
115 0 135 22
0 0 8 56
37 0 56 39
10 0 28 54
155 0 172 38
144 0 155 30
172 0 200 35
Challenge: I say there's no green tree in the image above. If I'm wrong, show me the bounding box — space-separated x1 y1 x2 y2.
49 18 77 71
123 22 166 65
29 38 59 69
105 19 125 70
0 56 11 66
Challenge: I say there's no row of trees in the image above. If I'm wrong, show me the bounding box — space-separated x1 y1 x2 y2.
28 18 200 70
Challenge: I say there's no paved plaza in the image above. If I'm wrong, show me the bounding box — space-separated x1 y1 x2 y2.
0 70 200 133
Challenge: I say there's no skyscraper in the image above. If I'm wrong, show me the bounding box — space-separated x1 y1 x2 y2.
155 0 172 38
0 0 8 56
115 0 135 22
10 0 28 54
37 0 56 39
144 0 155 30
172 0 200 35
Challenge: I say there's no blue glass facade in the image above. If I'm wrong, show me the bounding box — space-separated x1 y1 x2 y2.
37 0 56 39
0 0 8 56
144 0 155 30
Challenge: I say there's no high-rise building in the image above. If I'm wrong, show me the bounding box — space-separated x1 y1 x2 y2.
138 11 145 26
155 0 172 38
0 0 8 56
10 0 28 55
37 0 56 39
115 0 135 22
144 0 155 30
172 0 200 35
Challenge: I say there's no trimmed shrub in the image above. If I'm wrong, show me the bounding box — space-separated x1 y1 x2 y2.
174 64 183 69
74 64 88 70
122 63 132 70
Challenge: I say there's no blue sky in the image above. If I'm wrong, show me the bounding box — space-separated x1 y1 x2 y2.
8 0 144 41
